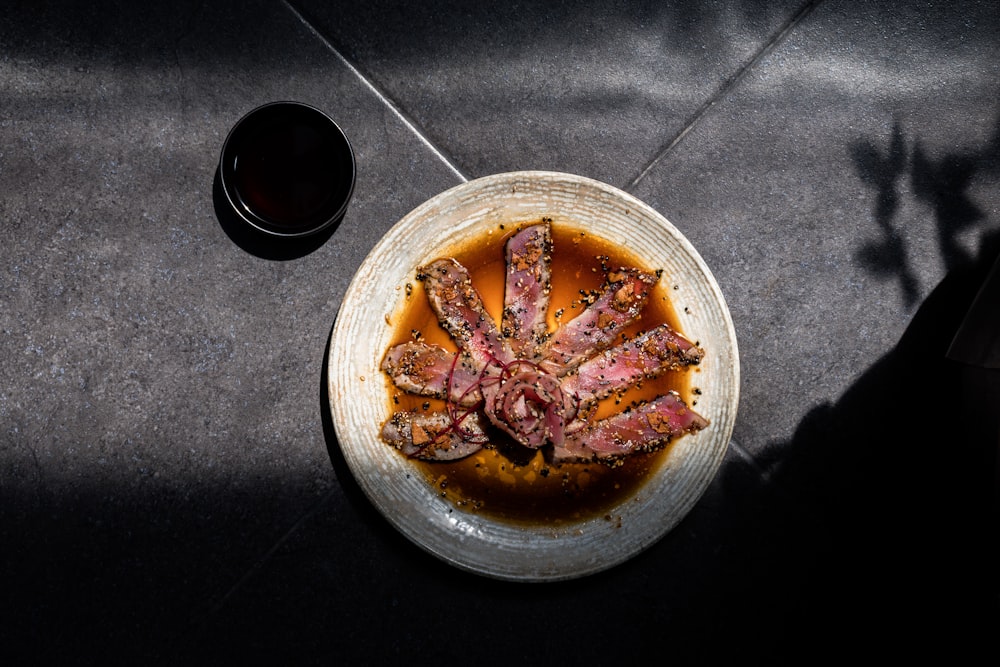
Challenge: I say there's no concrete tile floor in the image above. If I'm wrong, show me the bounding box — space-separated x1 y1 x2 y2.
1 0 997 663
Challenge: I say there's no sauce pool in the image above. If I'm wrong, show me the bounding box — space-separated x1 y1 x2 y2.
385 221 700 525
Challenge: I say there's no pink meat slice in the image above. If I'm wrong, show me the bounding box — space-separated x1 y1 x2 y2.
381 342 483 406
552 392 708 463
540 267 657 375
501 223 552 360
419 258 514 370
380 410 487 461
485 366 574 449
560 323 704 409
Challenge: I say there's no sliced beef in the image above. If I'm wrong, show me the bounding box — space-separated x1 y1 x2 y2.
380 410 487 461
381 341 483 406
561 323 704 411
553 392 708 463
540 267 657 375
501 223 552 360
418 258 513 371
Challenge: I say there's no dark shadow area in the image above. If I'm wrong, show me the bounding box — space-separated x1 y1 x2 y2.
7 269 994 665
212 168 340 261
725 124 1000 660
2 0 274 65
744 233 998 660
0 475 341 663
1 0 811 64
853 115 1000 307
851 120 920 307
912 115 1000 272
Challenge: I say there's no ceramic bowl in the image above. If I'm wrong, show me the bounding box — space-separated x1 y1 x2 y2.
327 171 739 581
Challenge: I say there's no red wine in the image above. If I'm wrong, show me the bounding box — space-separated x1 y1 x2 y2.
220 102 355 236
235 121 340 227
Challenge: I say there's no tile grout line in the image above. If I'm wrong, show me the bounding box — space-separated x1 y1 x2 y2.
203 489 338 619
728 438 770 480
625 0 825 193
271 0 770 577
282 0 469 183
203 3 471 621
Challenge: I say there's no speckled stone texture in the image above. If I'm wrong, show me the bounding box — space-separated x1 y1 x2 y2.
1 0 997 663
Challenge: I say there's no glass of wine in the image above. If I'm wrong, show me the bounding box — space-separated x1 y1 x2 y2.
219 101 355 238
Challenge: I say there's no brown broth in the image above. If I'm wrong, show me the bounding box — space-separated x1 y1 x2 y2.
384 221 697 525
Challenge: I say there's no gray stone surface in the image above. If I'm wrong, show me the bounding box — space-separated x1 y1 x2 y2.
292 0 805 187
630 0 1000 457
1 0 997 663
0 0 462 657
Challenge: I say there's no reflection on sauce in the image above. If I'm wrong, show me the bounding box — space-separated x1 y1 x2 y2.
385 221 698 525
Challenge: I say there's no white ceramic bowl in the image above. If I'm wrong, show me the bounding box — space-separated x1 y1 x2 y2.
327 171 739 581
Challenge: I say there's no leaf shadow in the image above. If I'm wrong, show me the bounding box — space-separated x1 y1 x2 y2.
851 114 1000 308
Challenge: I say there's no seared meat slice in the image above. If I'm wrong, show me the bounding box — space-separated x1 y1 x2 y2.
484 365 575 449
501 223 552 360
540 268 657 375
382 230 710 468
381 342 483 406
381 410 487 461
561 323 704 418
419 258 513 370
552 392 708 463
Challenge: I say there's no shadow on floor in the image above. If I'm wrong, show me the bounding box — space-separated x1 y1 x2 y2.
3 246 994 663
305 173 1000 665
722 229 1000 661
853 113 1000 308
5 120 999 665
719 118 1000 660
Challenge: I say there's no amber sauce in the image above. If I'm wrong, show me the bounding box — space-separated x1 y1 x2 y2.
385 222 699 525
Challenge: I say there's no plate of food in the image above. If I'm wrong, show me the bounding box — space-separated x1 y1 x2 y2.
327 171 739 581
